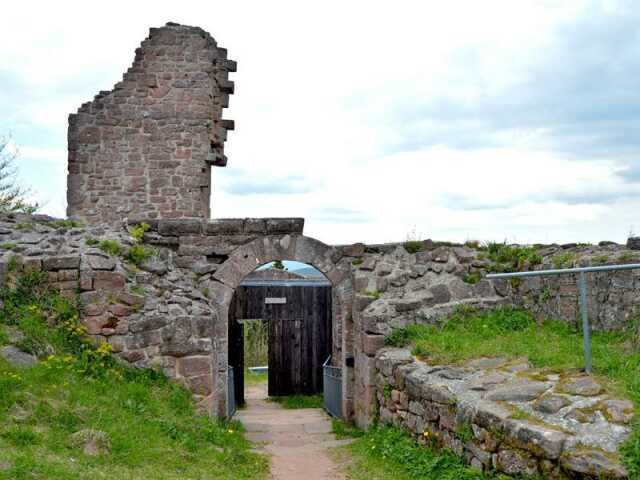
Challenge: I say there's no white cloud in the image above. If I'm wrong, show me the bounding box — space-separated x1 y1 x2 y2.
0 0 637 245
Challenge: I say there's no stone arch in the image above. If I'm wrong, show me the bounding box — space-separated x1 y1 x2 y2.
208 234 353 418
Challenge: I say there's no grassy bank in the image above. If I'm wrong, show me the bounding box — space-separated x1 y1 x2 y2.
0 269 267 479
385 306 640 475
332 422 501 480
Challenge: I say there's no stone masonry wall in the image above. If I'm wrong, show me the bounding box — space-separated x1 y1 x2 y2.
67 23 235 225
376 348 632 478
347 240 640 430
0 213 305 412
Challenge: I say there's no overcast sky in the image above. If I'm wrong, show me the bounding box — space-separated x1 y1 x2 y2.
1 0 638 245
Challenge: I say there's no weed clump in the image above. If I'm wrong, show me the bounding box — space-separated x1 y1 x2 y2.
484 242 542 273
403 240 424 254
99 239 121 256
126 244 154 266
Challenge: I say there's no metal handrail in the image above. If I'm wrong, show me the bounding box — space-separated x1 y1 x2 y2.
486 263 640 374
323 355 331 368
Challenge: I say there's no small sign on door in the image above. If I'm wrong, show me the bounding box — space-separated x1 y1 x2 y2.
265 297 287 304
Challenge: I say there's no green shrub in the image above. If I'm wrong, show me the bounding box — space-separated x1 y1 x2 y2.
126 244 154 266
552 251 575 269
129 222 151 244
403 240 424 254
464 240 481 249
484 242 541 273
49 219 83 229
99 239 121 256
592 255 610 265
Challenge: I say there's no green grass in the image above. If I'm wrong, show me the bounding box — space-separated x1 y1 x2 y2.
268 394 323 409
463 271 482 284
85 237 99 247
332 418 364 440
385 306 640 475
0 269 268 479
49 219 84 229
0 242 17 250
244 370 267 388
359 289 382 299
0 359 267 479
332 425 499 480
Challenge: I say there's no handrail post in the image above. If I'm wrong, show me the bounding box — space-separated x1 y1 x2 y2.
486 262 640 375
578 271 592 374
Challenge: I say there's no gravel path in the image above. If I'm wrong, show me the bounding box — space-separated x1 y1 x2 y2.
237 383 351 480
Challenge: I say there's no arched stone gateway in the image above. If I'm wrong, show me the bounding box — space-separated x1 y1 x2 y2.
207 234 354 418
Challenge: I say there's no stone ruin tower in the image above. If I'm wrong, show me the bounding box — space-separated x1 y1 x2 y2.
66 23 235 225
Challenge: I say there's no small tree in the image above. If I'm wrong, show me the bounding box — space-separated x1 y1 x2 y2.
0 136 37 214
272 260 286 270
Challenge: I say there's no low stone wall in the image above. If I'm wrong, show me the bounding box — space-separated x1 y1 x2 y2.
376 348 632 478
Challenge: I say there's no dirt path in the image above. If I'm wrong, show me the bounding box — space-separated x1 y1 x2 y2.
237 383 351 480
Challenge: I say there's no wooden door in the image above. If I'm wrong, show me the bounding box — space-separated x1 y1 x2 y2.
229 282 332 401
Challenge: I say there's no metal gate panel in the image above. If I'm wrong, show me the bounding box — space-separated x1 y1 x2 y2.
323 356 342 418
227 366 236 418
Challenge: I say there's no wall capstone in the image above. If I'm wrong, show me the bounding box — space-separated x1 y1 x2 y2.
376 348 632 478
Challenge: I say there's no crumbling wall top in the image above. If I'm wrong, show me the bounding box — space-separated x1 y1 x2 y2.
67 23 235 226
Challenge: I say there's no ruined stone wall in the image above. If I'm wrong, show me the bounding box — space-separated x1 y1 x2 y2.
0 214 305 412
345 240 640 430
375 348 631 478
67 23 235 226
0 213 356 418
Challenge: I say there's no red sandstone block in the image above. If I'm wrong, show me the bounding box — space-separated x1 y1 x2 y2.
93 271 126 291
185 374 213 396
84 315 110 335
23 258 42 271
177 355 212 377
84 303 106 316
58 269 79 281
109 304 134 317
116 291 145 307
363 334 385 356
53 280 79 291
